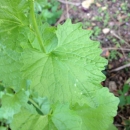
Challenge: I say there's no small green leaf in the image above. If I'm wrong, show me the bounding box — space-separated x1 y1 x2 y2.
33 97 51 115
10 106 48 130
0 90 29 123
126 96 130 104
118 84 130 106
119 95 126 106
123 84 129 93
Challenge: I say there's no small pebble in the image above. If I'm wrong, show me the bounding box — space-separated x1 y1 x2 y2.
102 28 110 34
102 6 107 10
81 0 94 9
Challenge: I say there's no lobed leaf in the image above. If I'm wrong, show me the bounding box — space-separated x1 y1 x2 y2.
73 87 119 130
0 0 30 51
0 90 29 123
22 19 107 105
10 107 48 130
0 0 28 33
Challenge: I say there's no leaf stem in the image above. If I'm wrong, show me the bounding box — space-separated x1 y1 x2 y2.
29 0 46 53
29 98 44 115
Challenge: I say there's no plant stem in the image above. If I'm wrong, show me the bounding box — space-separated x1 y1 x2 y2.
29 0 46 53
29 98 44 115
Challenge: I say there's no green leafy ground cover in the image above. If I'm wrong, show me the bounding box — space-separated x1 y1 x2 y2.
0 0 119 130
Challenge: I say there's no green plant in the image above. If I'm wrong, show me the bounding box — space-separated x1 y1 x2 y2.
121 3 128 11
118 83 130 129
108 50 122 61
118 84 130 106
124 119 130 130
93 26 101 36
112 0 116 3
128 13 130 17
104 12 110 26
0 0 119 130
95 16 102 22
35 0 62 24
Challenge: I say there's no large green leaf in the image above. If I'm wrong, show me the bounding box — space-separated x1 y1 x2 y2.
0 0 30 51
0 0 28 33
107 124 117 130
73 87 119 130
0 46 23 90
10 103 81 130
0 126 7 130
22 19 107 105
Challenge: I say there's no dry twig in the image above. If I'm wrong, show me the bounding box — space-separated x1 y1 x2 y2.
110 30 130 59
110 63 130 72
103 47 130 51
110 30 130 47
65 0 69 18
58 0 81 6
55 11 66 26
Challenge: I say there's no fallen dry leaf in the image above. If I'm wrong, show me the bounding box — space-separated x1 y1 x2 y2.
108 81 118 96
96 2 101 7
87 27 92 30
101 49 110 58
